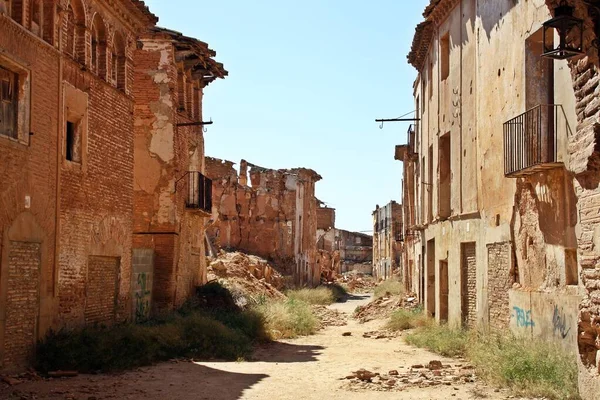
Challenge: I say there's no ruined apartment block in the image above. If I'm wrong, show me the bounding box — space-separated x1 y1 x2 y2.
0 0 225 372
400 0 580 351
205 157 322 286
372 201 403 281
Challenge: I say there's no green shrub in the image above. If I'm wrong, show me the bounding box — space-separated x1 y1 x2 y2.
327 283 348 302
36 310 262 373
374 280 404 299
255 298 318 339
404 324 580 400
405 324 468 357
287 287 335 305
468 333 579 400
386 309 431 331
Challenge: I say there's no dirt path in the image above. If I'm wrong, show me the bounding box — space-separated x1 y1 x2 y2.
1 295 526 400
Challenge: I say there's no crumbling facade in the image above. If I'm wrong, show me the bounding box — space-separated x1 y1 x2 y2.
372 201 403 280
401 0 582 347
0 0 225 372
132 28 226 316
205 157 322 286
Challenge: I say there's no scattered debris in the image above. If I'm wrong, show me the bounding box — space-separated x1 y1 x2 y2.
342 332 352 337
337 272 376 293
341 361 478 392
354 293 419 323
312 305 348 329
362 330 402 339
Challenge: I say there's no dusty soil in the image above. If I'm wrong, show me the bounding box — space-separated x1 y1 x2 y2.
1 295 533 400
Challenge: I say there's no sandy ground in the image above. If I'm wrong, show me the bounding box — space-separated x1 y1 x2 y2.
0 295 530 400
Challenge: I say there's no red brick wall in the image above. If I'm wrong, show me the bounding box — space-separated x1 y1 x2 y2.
58 59 134 327
0 15 59 372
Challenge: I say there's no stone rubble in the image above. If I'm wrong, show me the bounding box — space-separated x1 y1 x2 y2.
354 293 419 323
341 360 479 392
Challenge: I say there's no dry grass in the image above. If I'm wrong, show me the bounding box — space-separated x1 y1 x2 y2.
254 298 318 339
405 323 580 399
385 309 431 331
286 287 335 305
374 280 404 299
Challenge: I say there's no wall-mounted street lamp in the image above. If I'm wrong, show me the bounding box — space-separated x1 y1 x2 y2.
542 1 584 59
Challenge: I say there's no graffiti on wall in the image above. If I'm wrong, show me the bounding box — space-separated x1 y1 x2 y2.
513 306 535 328
552 305 571 339
133 272 152 322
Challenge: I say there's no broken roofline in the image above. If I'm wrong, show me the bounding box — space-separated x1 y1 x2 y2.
151 27 228 80
407 0 460 71
246 161 322 182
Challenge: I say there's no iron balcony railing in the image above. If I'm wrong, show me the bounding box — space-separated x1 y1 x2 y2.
186 172 212 213
503 104 567 177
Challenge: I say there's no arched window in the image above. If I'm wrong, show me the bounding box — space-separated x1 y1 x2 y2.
111 32 126 90
65 0 85 63
91 14 107 79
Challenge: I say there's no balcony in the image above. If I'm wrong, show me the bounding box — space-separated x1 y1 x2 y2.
184 172 212 213
395 124 419 162
503 104 567 177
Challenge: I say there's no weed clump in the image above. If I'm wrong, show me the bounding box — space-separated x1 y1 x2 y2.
403 322 579 399
374 280 404 299
386 309 431 331
255 298 318 339
286 287 335 305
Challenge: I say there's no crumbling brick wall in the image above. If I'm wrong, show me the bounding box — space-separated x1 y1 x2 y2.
542 1 600 385
205 157 321 285
487 242 514 330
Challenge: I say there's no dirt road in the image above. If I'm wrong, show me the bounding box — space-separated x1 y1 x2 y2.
1 295 525 400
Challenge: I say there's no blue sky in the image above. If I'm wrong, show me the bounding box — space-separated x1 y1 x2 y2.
144 0 425 233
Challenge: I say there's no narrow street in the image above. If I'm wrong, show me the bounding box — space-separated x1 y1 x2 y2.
1 295 522 400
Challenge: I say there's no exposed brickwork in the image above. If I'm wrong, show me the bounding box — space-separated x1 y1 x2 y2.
461 242 476 328
317 206 335 230
487 242 513 330
0 0 225 372
205 157 322 285
84 256 119 325
2 241 40 371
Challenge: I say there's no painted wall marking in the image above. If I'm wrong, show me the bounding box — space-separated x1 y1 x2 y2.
513 306 535 328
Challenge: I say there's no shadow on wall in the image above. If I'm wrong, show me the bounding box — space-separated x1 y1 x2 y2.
479 0 519 40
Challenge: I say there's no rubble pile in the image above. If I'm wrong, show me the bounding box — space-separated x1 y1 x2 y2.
336 272 376 293
354 294 419 323
312 305 348 328
341 360 478 392
207 251 286 306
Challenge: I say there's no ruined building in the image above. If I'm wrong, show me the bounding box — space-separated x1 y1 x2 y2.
132 28 226 317
205 157 322 286
372 201 403 280
0 0 224 372
401 0 578 351
399 1 600 396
